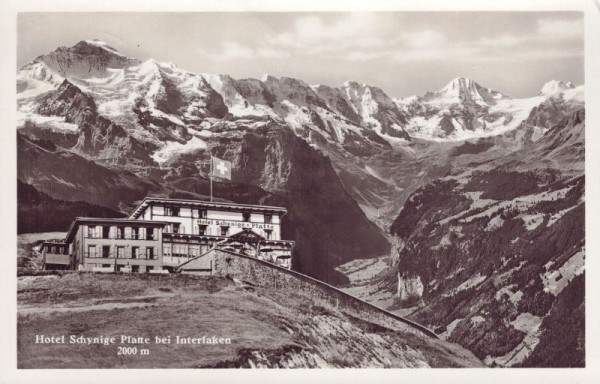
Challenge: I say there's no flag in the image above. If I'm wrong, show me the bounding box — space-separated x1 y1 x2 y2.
211 156 232 180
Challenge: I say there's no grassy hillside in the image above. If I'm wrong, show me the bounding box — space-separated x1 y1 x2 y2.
18 273 483 368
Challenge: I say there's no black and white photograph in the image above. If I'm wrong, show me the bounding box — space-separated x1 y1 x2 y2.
3 0 600 381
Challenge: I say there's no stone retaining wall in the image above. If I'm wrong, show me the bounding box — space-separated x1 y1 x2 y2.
210 250 437 338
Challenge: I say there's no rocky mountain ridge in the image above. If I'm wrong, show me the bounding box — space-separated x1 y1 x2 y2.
17 41 584 230
394 78 583 141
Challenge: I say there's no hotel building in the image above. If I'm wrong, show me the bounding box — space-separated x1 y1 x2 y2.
41 197 295 272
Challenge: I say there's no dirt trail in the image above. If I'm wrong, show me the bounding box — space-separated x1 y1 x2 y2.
18 293 174 315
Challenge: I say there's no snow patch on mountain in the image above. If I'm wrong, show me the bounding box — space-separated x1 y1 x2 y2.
17 112 79 132
151 136 208 164
83 39 124 56
429 77 507 106
395 77 582 142
542 247 585 296
203 74 277 119
537 80 583 103
563 85 584 103
454 185 573 225
539 80 575 97
485 313 543 366
18 61 63 87
397 77 547 141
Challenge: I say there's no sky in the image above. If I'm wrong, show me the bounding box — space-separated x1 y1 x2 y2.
17 12 583 98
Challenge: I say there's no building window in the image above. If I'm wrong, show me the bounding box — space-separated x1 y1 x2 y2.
116 227 125 239
102 246 110 258
117 247 125 258
88 245 96 258
102 264 110 268
164 206 179 216
132 227 139 240
265 230 273 240
173 244 188 258
132 247 139 259
199 209 207 219
102 226 110 239
146 247 154 260
87 226 95 238
172 223 180 234
265 214 273 224
220 226 229 237
198 225 207 236
242 212 251 222
146 266 154 273
132 265 139 273
146 228 154 240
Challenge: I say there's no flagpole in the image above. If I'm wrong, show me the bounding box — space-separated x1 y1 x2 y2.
209 155 213 202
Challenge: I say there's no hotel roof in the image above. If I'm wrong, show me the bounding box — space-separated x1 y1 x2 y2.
128 196 288 219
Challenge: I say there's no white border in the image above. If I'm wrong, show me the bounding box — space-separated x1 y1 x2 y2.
1 0 598 383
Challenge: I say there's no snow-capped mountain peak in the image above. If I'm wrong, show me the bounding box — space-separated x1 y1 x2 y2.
443 77 478 90
23 39 139 82
433 77 506 106
539 80 576 97
261 73 277 82
17 39 585 160
81 39 123 56
393 77 558 141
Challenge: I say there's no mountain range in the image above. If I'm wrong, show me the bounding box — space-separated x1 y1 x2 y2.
16 39 585 366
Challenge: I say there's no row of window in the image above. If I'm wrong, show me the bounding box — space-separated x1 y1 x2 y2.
86 226 156 240
159 206 273 224
163 206 207 218
93 264 156 273
242 213 274 223
45 245 68 254
86 245 155 260
202 225 273 239
165 224 273 239
163 243 211 258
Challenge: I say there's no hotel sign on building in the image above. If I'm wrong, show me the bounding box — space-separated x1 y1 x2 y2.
197 219 274 231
